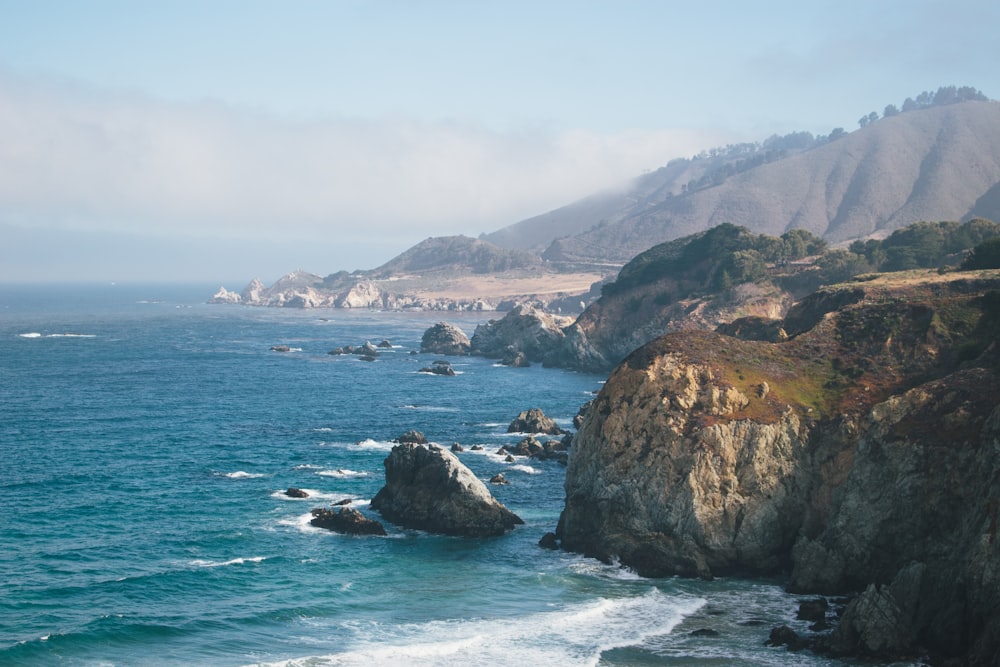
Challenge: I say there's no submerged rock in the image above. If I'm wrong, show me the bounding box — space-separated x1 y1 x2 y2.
371 443 523 537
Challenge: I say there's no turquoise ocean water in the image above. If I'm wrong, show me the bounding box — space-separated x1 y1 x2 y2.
0 284 888 666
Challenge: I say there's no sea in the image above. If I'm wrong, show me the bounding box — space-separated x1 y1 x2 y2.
0 283 910 666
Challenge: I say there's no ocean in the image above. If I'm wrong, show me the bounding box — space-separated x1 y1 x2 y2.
0 284 895 666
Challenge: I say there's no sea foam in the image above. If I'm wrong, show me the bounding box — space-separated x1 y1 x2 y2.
251 589 704 667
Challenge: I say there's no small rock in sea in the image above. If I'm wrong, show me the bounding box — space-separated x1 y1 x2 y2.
496 446 509 455
270 345 291 352
796 598 829 622
419 360 456 376
489 473 509 485
395 430 428 445
451 443 465 452
359 354 378 362
765 625 811 651
310 507 387 536
470 444 484 451
333 498 352 506
377 339 393 348
285 487 309 498
538 532 559 550
504 454 515 463
690 628 720 637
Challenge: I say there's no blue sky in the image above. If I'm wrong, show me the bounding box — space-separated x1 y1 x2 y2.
0 0 996 283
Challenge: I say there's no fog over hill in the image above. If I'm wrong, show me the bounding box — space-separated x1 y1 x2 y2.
483 98 1000 266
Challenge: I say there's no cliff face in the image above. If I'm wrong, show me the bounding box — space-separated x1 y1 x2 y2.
556 269 1000 662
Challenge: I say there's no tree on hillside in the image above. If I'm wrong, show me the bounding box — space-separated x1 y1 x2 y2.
961 237 1000 270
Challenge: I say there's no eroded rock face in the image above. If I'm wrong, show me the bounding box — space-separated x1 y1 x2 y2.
420 322 471 355
470 304 572 362
555 272 1000 662
371 443 523 537
558 342 809 578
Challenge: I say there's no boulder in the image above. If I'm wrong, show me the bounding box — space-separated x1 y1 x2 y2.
370 443 523 537
310 507 387 536
507 408 566 435
394 430 428 445
538 532 559 550
284 487 309 498
419 360 456 376
489 473 509 485
270 345 291 352
420 322 471 355
500 347 531 367
469 304 572 362
377 339 393 348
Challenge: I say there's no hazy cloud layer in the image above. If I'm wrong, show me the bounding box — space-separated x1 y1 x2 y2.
0 71 722 250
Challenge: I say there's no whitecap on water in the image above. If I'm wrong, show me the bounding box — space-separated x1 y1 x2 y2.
220 471 268 479
317 469 369 478
509 464 542 475
189 556 266 568
249 589 704 667
269 489 354 503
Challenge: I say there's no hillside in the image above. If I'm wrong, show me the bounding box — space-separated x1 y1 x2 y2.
555 268 1000 662
484 99 1000 267
469 219 1000 372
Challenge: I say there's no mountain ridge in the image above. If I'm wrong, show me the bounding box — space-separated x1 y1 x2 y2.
484 99 1000 266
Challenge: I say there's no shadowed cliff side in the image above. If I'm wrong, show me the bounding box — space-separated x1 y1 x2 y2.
555 269 1000 664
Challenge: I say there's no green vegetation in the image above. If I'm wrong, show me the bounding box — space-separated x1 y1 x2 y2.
602 223 827 297
961 237 1000 270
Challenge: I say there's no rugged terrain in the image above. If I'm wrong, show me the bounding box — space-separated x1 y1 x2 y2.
554 268 1000 663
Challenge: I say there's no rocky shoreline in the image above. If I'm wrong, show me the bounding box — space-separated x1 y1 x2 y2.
550 271 1000 664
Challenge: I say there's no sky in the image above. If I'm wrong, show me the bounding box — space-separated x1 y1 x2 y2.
0 0 997 284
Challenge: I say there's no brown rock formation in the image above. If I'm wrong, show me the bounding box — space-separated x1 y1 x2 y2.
556 269 1000 663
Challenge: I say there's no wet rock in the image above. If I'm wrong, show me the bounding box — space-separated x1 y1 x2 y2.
420 322 471 355
310 507 387 536
507 408 566 435
284 487 309 498
371 443 523 537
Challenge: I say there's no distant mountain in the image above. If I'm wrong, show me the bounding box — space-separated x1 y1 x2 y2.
483 99 1000 267
368 235 540 276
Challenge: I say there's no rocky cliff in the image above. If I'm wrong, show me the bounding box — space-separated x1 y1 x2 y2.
555 269 1000 663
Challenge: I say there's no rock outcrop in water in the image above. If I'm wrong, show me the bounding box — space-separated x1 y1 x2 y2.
420 322 471 355
556 269 1000 664
371 442 523 537
470 304 573 363
310 507 387 536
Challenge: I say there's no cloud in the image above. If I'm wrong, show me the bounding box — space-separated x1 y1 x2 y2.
0 69 724 247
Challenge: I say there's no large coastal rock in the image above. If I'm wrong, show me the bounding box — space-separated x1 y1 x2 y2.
470 304 573 362
371 443 523 537
420 322 471 355
556 270 1000 663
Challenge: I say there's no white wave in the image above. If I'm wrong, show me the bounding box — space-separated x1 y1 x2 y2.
401 404 460 413
352 438 394 451
190 556 266 568
221 471 268 479
509 464 542 475
312 427 335 432
269 489 354 503
317 469 369 478
249 589 704 667
293 464 324 470
17 331 97 338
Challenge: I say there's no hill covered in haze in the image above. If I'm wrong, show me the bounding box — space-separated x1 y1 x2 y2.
484 89 1000 268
